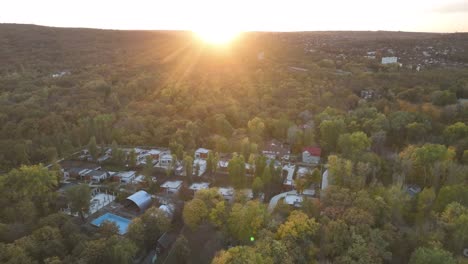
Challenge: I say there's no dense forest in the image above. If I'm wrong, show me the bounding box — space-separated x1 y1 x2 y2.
0 24 467 263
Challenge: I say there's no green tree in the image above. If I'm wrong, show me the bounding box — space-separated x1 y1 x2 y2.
319 118 346 152
252 177 264 198
416 187 436 223
128 149 137 168
87 136 98 160
183 198 208 230
79 236 137 264
338 131 371 159
209 201 228 228
276 211 319 241
434 184 468 212
228 201 268 243
126 207 170 251
172 235 190 264
247 117 265 143
408 247 456 264
212 246 264 264
0 165 58 221
65 184 91 222
99 221 120 238
184 155 194 181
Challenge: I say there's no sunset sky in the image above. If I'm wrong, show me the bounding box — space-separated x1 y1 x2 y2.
1 0 467 33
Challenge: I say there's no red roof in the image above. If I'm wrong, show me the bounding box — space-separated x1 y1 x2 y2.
303 147 321 157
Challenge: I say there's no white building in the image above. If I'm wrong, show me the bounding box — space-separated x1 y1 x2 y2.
189 182 210 193
218 187 235 202
284 193 303 207
193 159 207 177
115 171 137 184
321 169 329 199
160 180 183 194
282 164 296 187
302 147 321 165
195 148 210 160
381 56 398 64
157 153 173 168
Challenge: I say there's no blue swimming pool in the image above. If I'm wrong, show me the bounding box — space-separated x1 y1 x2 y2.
91 213 131 234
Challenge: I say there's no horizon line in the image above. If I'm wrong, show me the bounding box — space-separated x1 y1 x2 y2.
1 22 467 34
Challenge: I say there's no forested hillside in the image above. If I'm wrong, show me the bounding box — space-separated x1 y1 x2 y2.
1 24 467 170
0 24 467 263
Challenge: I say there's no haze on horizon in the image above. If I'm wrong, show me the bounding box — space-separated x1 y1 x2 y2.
1 0 468 33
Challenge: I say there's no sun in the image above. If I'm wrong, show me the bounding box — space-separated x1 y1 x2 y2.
194 28 241 45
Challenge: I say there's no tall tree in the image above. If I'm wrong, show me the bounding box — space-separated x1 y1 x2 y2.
65 184 91 222
87 136 98 160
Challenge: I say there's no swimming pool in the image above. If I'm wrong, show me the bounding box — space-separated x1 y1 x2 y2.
91 213 131 235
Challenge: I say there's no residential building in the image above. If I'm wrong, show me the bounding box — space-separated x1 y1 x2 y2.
381 56 398 64
262 140 290 160
284 193 303 207
188 182 210 194
160 181 183 194
302 147 321 164
218 187 235 202
195 148 210 160
114 171 137 184
193 159 207 176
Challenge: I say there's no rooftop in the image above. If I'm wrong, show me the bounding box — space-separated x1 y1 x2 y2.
189 182 210 191
126 190 152 211
303 147 322 157
195 148 210 153
284 194 303 207
115 171 136 179
218 187 234 197
161 180 183 189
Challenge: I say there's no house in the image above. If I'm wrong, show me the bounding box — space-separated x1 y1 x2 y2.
262 140 290 161
297 166 311 178
193 159 207 177
85 170 108 183
148 149 162 160
156 153 173 168
218 159 229 171
284 193 303 207
67 167 91 179
188 182 210 194
97 153 111 163
302 147 321 165
218 187 235 202
114 171 137 184
406 185 422 198
282 164 296 188
195 148 210 160
160 181 183 194
381 56 398 64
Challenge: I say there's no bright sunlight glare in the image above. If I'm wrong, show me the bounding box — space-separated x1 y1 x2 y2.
194 28 241 45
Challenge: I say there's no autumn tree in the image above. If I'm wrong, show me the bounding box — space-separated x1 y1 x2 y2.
183 198 208 230
228 201 268 243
